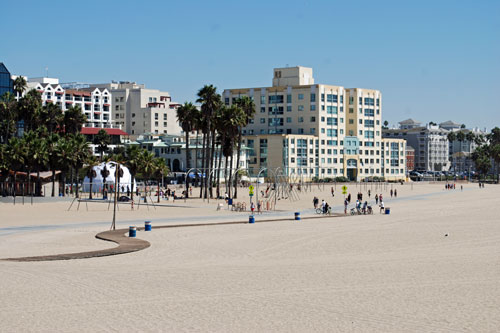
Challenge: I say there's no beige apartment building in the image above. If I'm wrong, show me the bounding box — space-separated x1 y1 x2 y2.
381 138 407 181
92 81 182 137
225 66 387 181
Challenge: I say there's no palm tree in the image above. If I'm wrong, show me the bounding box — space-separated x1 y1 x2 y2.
124 145 142 201
13 76 27 100
63 105 87 135
17 89 42 132
472 145 491 182
31 135 49 197
0 144 9 196
46 133 60 196
94 129 111 161
54 136 74 197
70 134 91 198
6 137 27 202
233 96 255 198
0 92 18 144
41 102 64 133
153 158 169 203
83 155 99 199
196 85 221 199
176 102 197 198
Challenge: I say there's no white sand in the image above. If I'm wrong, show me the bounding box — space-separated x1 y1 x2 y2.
1 183 499 332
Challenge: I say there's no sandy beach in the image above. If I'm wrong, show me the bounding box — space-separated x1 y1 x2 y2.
1 182 499 332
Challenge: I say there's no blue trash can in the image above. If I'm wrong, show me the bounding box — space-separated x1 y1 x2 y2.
385 208 390 215
129 226 137 237
249 215 255 223
228 198 233 206
145 221 151 231
295 212 301 220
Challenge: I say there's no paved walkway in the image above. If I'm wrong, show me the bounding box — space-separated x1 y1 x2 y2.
1 214 340 262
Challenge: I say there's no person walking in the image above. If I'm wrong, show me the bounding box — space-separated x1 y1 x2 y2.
375 194 379 205
347 193 351 203
394 189 397 198
390 189 393 198
313 196 319 209
344 198 348 214
250 202 255 214
368 189 371 198
379 200 385 214
321 199 326 213
331 187 334 197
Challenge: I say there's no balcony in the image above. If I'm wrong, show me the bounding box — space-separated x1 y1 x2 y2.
147 102 165 108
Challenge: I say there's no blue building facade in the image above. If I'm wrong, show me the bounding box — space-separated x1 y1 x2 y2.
0 63 14 96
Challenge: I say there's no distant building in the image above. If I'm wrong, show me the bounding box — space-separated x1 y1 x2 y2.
224 66 384 181
398 118 421 130
405 146 415 171
27 77 114 129
0 63 13 96
91 81 182 137
439 120 461 131
383 125 449 171
380 138 407 181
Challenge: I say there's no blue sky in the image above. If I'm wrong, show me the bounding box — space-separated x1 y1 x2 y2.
2 0 499 129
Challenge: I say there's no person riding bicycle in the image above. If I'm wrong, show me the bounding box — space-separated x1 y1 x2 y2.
362 201 368 214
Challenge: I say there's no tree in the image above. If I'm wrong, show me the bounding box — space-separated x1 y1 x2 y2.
176 102 198 198
40 102 64 133
447 131 456 143
54 136 74 197
83 155 99 199
471 145 491 182
67 134 91 198
382 120 389 129
17 89 42 132
460 124 466 129
94 129 111 161
0 144 9 196
233 96 255 198
13 76 27 99
124 145 142 201
46 133 60 196
153 157 169 203
489 144 500 183
6 137 27 202
63 105 86 135
0 92 18 144
196 85 221 199
429 121 437 126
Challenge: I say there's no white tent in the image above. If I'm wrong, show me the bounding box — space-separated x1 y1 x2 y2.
82 161 136 193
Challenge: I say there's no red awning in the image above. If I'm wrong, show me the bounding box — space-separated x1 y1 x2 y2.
85 102 92 105
55 91 64 95
66 101 73 104
80 127 128 136
73 91 83 96
103 104 110 106
94 112 101 114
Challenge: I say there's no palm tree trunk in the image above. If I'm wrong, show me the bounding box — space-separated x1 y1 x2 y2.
157 181 160 203
130 174 135 201
75 167 80 199
224 155 229 195
216 141 223 198
185 131 190 198
51 169 56 197
209 129 216 198
234 131 242 199
200 132 206 198
204 129 211 199
228 153 233 198
13 171 17 204
89 175 94 200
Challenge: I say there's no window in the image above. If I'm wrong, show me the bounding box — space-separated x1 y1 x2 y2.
163 122 167 126
155 121 159 126
327 129 338 137
310 116 316 122
310 105 316 111
224 97 229 105
260 95 265 104
326 94 338 103
286 105 292 112
298 93 304 100
359 119 363 124
260 118 266 124
260 107 265 113
287 94 292 103
132 113 136 118
321 94 325 102
286 117 292 123
340 96 343 103
298 117 304 123
365 120 374 127
364 97 375 106
298 105 304 111
310 93 316 102
349 96 354 105
327 117 337 126
269 95 284 104
349 108 354 113
298 128 304 134
364 109 375 117
327 106 337 114
359 97 362 104
310 128 315 134
349 119 353 124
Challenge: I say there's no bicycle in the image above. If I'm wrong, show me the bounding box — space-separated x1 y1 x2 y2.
316 207 332 215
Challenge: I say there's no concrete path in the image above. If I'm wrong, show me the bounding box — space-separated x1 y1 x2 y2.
1 214 340 262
